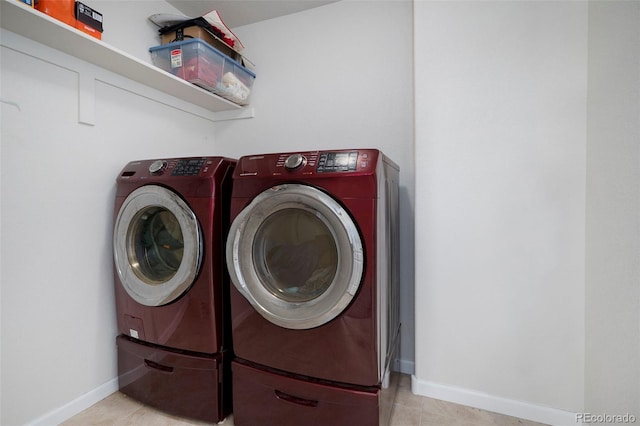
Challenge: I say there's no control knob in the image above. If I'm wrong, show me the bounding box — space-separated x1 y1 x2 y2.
284 154 306 170
149 160 167 175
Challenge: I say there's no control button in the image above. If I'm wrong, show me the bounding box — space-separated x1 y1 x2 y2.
284 154 305 170
348 152 358 170
149 160 167 175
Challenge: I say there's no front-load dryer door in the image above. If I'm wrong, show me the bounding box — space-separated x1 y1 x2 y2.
114 185 202 306
226 184 364 329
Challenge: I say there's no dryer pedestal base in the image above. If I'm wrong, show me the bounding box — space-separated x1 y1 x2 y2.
116 336 231 423
232 359 396 426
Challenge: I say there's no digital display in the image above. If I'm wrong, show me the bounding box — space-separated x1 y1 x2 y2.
172 159 206 176
317 152 358 172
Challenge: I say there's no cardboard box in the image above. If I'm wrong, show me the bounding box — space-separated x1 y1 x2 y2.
75 2 103 31
35 0 103 40
74 21 101 39
35 0 75 26
160 25 241 62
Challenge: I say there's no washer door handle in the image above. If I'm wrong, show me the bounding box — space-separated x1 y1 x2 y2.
274 390 318 408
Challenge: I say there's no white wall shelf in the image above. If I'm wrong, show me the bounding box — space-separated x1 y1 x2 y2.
0 0 252 116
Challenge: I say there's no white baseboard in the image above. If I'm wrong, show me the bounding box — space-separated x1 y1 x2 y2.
28 378 119 426
411 376 580 426
25 368 580 426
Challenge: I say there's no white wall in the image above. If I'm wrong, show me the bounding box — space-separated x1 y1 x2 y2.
90 0 167 62
585 1 640 419
213 0 416 372
0 2 222 424
414 1 588 424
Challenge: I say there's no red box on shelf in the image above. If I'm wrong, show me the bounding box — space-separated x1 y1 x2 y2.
35 0 75 26
74 21 101 39
34 0 103 40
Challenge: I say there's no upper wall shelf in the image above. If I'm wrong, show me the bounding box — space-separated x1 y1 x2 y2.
0 0 247 114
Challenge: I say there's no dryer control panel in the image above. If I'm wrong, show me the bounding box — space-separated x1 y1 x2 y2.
235 149 380 179
279 151 360 173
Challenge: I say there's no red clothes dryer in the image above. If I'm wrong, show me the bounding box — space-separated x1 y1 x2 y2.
226 149 400 425
112 157 234 423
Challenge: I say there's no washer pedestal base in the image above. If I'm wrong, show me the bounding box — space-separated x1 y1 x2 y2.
117 336 231 423
232 359 395 426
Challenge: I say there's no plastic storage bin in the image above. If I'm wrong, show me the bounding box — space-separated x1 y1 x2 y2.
149 38 255 106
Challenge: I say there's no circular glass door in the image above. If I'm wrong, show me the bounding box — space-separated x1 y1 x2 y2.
114 185 202 306
226 184 363 329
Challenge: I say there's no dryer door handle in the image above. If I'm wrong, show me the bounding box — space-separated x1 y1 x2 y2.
144 359 174 374
274 390 318 408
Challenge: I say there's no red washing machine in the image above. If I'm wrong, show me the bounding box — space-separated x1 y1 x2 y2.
226 149 401 425
112 157 235 423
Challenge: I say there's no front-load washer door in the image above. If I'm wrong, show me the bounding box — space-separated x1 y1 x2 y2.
114 185 202 307
226 184 364 329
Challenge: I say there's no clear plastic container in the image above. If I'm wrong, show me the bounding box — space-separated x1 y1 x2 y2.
150 38 256 106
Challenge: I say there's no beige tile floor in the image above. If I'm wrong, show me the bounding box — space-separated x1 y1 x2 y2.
62 374 547 426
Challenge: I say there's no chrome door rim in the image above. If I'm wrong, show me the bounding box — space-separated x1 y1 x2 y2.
226 184 364 329
113 185 202 306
